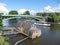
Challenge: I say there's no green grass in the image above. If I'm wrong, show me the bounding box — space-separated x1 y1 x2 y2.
0 36 11 45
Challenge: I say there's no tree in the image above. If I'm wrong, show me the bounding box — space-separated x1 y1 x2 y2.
47 13 60 23
23 11 30 15
8 10 18 15
0 14 2 31
50 13 57 22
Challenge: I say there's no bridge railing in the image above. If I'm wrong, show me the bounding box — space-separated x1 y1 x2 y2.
2 14 43 21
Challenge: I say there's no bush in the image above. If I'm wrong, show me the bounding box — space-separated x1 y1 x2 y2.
0 14 2 31
47 13 60 23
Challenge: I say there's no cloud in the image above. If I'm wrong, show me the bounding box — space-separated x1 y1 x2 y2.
0 3 8 14
0 2 60 15
29 10 36 15
43 5 54 12
43 4 60 12
18 9 36 15
18 9 27 14
54 4 60 12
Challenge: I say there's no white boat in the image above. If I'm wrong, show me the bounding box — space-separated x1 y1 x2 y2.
34 22 51 26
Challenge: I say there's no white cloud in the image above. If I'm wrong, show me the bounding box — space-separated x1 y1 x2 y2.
0 2 60 15
0 3 8 14
43 4 60 13
18 9 36 15
43 5 54 12
18 9 27 14
18 4 60 13
54 4 60 12
29 10 36 15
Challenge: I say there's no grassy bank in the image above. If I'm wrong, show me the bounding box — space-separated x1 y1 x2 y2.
0 14 11 45
0 36 11 45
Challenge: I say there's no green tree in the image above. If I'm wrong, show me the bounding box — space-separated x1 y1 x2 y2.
0 13 2 31
47 13 60 23
23 11 30 15
8 10 18 15
50 13 57 22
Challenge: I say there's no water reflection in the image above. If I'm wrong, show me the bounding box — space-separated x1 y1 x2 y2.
50 24 60 31
2 19 18 27
2 19 60 45
2 20 10 26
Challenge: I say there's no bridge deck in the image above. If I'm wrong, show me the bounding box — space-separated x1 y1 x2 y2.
2 15 43 21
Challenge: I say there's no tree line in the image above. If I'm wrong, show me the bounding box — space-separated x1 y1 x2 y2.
46 13 60 23
36 12 60 23
1 10 30 15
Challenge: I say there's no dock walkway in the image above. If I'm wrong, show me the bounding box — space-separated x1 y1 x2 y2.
2 27 31 38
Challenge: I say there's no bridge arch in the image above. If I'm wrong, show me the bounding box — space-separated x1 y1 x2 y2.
2 15 43 21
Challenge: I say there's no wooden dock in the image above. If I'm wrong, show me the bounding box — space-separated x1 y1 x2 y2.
2 27 19 35
2 27 31 38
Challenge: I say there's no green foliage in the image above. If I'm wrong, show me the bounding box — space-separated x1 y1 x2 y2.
51 13 57 22
8 10 18 15
47 13 60 23
23 11 30 15
0 36 10 45
4 36 9 41
0 14 2 31
2 36 10 45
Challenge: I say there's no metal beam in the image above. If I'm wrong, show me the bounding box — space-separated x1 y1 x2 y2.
2 14 43 21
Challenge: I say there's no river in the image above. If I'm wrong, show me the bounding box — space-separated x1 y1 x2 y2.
2 19 60 45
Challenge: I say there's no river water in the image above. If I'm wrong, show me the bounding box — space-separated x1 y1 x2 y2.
2 19 60 45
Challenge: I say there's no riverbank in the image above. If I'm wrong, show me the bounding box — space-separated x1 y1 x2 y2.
0 36 4 45
0 36 10 45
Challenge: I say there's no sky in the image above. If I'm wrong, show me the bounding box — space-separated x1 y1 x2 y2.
0 0 60 14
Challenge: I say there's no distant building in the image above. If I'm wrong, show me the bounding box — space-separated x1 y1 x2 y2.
36 12 43 16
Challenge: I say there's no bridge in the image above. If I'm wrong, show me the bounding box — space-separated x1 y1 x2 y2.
2 14 42 42
2 14 43 21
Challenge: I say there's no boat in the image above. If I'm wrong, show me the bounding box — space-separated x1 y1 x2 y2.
34 21 51 26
